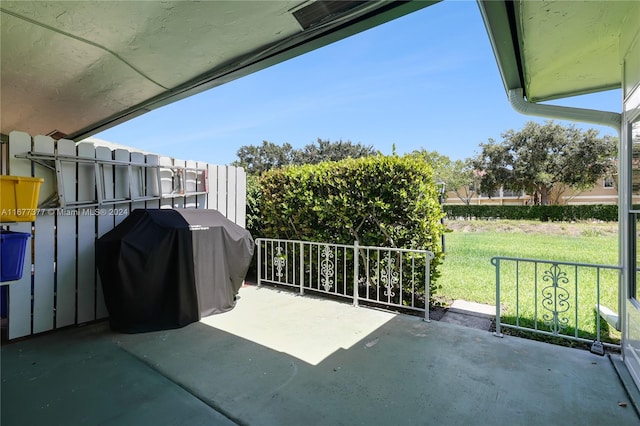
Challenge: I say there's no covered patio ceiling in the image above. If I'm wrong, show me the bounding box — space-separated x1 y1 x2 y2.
0 0 438 141
3 1 635 143
479 0 636 103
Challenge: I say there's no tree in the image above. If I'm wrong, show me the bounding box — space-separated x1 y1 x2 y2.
411 149 477 205
411 150 450 181
471 121 617 205
294 138 376 165
447 160 478 205
233 140 295 174
233 138 376 174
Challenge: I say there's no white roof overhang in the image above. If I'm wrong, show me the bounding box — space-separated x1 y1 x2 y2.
1 1 439 140
478 0 637 103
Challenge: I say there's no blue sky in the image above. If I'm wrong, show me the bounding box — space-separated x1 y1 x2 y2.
94 0 621 166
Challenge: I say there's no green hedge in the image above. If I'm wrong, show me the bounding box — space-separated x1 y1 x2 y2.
256 155 446 301
443 204 620 222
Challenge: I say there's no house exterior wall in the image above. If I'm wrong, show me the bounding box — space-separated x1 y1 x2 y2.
444 178 640 206
444 192 530 206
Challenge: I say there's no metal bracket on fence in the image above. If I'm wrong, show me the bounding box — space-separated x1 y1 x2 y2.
590 341 605 356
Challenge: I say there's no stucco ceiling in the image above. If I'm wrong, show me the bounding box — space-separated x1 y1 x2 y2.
479 0 637 103
0 1 437 140
6 0 630 142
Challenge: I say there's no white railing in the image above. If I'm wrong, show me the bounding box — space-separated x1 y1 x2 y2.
492 256 621 352
256 238 435 320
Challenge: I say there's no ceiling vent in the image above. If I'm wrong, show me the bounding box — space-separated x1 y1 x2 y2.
292 1 369 30
46 129 68 140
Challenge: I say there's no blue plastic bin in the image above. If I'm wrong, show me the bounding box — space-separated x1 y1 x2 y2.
0 230 31 282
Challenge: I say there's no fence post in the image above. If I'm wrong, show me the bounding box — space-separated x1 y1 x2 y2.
424 254 430 322
353 241 359 307
595 267 601 343
257 239 262 287
492 257 503 337
299 241 305 295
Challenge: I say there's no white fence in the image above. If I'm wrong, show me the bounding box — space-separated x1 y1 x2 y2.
1 131 246 340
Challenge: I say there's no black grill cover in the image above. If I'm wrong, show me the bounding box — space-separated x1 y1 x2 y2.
97 209 254 333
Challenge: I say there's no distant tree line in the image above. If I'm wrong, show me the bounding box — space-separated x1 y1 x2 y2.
232 138 376 175
413 121 617 206
236 121 617 219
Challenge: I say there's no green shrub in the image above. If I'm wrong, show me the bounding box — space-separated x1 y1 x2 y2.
443 204 619 222
255 155 446 301
245 175 263 237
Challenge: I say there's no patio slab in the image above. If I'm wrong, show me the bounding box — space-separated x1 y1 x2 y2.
2 285 638 425
439 299 495 330
0 322 235 426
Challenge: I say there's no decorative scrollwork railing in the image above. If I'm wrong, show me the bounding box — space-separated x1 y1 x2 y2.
273 246 286 279
256 238 434 320
320 245 335 292
491 256 621 349
541 263 571 334
380 254 399 298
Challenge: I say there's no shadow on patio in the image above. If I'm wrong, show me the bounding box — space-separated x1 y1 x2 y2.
2 285 638 425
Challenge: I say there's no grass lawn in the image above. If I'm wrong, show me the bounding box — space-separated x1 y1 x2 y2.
437 219 620 344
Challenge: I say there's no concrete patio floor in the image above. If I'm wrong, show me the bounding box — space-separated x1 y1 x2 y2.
2 285 639 425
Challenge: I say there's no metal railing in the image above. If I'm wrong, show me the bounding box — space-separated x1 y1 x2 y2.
256 238 435 320
492 256 621 351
